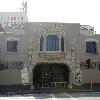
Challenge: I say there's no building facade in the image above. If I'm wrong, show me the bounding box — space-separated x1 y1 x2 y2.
0 22 100 90
0 12 28 33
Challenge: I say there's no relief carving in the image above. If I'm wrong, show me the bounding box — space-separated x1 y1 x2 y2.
39 52 65 62
39 23 65 34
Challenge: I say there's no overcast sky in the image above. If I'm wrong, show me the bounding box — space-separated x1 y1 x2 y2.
0 0 100 33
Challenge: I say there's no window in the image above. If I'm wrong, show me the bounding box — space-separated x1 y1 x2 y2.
61 36 64 51
21 17 23 20
46 35 59 51
7 40 18 52
11 17 13 20
14 22 16 25
40 36 44 51
14 17 16 20
86 41 97 54
7 22 9 25
11 22 13 25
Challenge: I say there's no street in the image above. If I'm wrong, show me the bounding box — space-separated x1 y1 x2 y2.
0 92 100 100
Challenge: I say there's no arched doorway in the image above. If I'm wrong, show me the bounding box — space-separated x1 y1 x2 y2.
33 63 70 88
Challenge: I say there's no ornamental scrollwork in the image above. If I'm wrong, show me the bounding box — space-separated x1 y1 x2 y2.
39 52 65 61
39 23 65 34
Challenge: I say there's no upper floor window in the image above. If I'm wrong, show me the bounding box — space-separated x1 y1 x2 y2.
21 17 23 20
46 35 59 51
40 36 44 51
7 40 18 52
14 17 16 20
11 17 13 20
14 22 16 25
61 36 64 51
7 22 9 25
86 41 97 54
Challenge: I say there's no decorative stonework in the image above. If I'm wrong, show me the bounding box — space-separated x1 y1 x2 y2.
24 46 33 69
23 23 82 86
74 69 82 85
39 23 65 34
4 23 24 29
38 48 82 86
39 52 65 62
80 25 94 30
66 49 82 86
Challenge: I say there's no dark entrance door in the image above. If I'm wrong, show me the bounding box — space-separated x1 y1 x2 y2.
33 63 69 88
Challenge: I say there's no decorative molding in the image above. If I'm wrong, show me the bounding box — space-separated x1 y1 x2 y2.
85 38 98 42
80 25 94 30
6 37 19 41
39 52 65 62
74 70 82 85
4 23 24 29
39 23 65 35
66 48 82 85
24 23 82 86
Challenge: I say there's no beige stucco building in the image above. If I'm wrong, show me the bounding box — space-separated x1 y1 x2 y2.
0 22 100 90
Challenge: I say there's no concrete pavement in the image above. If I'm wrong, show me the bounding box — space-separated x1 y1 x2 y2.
0 92 100 100
0 88 99 95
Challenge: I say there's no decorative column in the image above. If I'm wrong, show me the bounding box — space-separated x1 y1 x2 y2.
59 37 61 51
44 28 46 52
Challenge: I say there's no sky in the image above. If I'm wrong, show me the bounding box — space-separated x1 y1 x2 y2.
0 0 100 33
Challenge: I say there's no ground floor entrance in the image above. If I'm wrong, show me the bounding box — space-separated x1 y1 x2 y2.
33 63 70 88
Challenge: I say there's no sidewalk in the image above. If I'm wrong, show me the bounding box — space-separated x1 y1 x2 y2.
17 88 100 94
0 88 99 95
68 88 97 92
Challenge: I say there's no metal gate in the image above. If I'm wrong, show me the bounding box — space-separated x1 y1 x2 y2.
33 63 69 88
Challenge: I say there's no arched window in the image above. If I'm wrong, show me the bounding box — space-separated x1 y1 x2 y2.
46 35 59 51
61 36 64 51
40 36 44 51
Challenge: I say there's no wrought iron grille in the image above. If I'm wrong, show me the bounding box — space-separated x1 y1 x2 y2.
80 61 100 70
0 61 24 70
